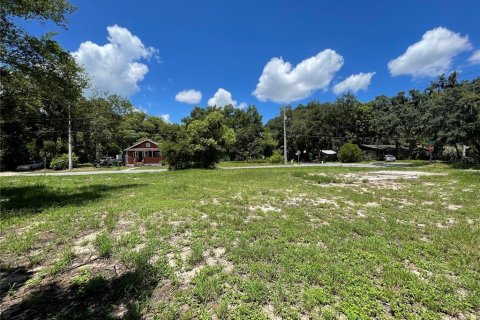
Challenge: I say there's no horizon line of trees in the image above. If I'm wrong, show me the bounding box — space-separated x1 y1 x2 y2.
1 1 479 170
267 73 480 162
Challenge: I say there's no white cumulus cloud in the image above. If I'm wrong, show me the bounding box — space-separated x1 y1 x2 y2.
253 49 344 103
468 50 480 64
160 114 171 123
72 25 158 97
333 72 376 95
388 27 471 77
175 89 202 104
208 88 247 109
237 102 248 109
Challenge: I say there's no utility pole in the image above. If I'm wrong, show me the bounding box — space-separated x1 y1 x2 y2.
283 106 287 164
68 106 73 170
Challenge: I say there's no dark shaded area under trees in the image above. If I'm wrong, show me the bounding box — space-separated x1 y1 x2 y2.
266 74 480 162
1 0 479 170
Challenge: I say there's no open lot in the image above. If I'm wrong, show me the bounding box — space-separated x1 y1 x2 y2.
0 165 479 319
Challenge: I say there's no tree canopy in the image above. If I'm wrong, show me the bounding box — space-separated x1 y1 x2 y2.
1 1 479 170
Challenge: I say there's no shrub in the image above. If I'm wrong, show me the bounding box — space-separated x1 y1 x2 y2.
268 150 284 164
162 111 236 169
50 153 79 170
338 143 362 163
361 151 374 161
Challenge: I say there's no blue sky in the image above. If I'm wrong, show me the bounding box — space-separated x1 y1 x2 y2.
28 0 480 122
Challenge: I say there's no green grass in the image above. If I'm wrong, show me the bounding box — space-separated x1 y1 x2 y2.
218 160 276 167
0 165 479 319
94 232 114 257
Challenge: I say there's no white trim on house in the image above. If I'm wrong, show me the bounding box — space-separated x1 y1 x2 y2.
124 139 159 151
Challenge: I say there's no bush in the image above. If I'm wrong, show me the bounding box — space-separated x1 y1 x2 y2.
361 151 375 161
50 153 79 170
268 150 284 164
162 111 236 169
338 143 362 163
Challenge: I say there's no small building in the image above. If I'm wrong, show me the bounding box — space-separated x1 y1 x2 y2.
360 144 408 160
124 139 163 166
319 149 337 161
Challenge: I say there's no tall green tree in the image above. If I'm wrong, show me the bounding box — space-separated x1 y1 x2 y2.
182 105 274 160
0 0 85 169
163 111 236 169
423 73 480 159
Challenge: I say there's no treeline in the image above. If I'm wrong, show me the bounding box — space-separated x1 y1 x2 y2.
0 1 177 169
1 1 479 170
0 0 274 170
267 73 480 162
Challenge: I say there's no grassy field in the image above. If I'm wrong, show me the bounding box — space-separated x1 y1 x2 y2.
217 161 277 168
0 165 479 319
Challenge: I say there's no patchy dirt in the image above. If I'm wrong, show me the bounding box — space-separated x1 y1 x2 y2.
0 256 127 314
180 246 192 262
249 205 280 212
312 170 446 190
175 246 233 285
204 247 233 273
436 217 457 229
357 210 366 217
283 195 339 208
73 231 100 256
404 260 432 279
308 217 330 226
168 230 191 247
447 204 463 211
365 202 380 207
151 280 174 302
245 214 263 223
262 304 281 320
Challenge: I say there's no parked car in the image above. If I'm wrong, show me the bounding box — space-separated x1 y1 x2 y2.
16 162 44 171
384 154 396 162
96 157 122 167
96 157 114 167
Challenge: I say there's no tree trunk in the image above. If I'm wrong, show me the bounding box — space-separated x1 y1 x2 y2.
408 139 415 159
473 139 480 162
454 144 461 160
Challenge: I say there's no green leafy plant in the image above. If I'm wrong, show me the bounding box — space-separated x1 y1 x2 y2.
192 266 224 304
49 246 75 275
338 143 362 163
162 111 236 169
71 267 93 286
268 150 284 164
188 241 205 266
303 287 334 310
50 153 79 170
94 232 113 257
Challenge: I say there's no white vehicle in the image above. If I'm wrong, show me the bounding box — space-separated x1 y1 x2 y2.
384 154 396 162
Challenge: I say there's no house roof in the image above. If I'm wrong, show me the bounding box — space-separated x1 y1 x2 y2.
361 144 401 150
321 150 337 155
124 139 159 151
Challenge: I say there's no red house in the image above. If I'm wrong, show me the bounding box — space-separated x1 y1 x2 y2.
124 139 163 166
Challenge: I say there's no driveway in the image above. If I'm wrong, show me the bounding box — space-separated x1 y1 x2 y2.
0 162 413 177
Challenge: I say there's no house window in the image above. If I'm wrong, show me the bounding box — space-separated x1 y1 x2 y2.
146 142 151 147
153 151 161 157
